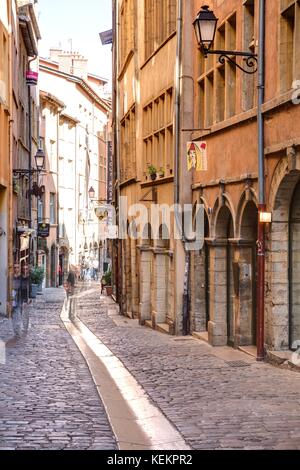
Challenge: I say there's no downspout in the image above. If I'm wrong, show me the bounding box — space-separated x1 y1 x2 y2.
174 0 182 206
257 0 266 361
115 0 122 307
174 0 189 335
8 0 13 317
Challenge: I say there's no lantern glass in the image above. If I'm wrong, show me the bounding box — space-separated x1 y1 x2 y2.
260 212 272 224
35 148 45 172
89 186 96 200
194 6 218 52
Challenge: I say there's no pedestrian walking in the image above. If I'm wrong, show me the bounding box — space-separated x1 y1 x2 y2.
11 263 23 337
66 269 76 296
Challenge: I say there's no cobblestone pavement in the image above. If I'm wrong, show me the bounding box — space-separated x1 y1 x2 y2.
78 290 300 450
0 291 117 450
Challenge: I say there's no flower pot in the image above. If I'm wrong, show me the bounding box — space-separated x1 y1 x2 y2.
105 286 113 296
37 283 43 295
30 284 39 299
150 173 157 181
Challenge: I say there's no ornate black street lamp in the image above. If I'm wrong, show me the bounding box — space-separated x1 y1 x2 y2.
13 147 45 177
193 5 258 74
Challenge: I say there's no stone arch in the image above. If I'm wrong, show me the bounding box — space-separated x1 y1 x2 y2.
141 222 153 246
266 162 300 350
215 205 234 240
238 200 259 346
236 189 258 239
157 223 170 250
211 193 236 239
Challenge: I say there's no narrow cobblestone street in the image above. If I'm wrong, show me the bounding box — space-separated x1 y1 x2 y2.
0 290 117 450
77 289 300 451
1 286 300 450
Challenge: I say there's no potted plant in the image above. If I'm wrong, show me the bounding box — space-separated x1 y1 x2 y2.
148 165 157 181
158 167 165 178
30 266 45 299
101 269 112 296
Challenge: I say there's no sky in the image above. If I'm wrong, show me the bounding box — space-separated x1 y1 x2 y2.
38 0 112 82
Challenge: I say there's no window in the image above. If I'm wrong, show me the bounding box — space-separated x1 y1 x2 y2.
144 0 177 59
38 195 44 221
242 0 256 111
197 13 237 127
120 107 136 182
50 193 56 224
0 32 8 103
280 0 300 92
120 0 134 67
143 88 174 180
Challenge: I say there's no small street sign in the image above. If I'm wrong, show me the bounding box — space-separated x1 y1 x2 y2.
38 223 50 238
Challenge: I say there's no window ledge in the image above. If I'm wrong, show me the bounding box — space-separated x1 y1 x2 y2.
141 176 174 188
141 31 177 70
193 89 296 140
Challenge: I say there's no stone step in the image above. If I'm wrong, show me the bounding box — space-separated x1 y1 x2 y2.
156 323 170 335
192 331 209 343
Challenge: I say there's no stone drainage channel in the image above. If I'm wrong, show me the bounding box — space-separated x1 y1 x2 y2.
60 289 190 451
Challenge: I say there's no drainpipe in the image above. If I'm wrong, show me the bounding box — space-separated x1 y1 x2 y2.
257 0 266 361
174 0 189 335
174 0 182 206
27 55 37 271
114 0 122 308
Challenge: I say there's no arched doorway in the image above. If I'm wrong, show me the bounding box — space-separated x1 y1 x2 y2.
239 201 258 346
290 180 300 348
209 205 234 346
268 168 300 350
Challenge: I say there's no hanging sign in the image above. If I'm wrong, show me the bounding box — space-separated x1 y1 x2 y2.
26 70 38 86
187 141 208 171
37 223 50 238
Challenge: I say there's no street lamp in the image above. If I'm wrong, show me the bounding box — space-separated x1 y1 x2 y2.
194 5 258 74
193 5 218 54
13 147 45 176
88 186 96 200
34 148 45 173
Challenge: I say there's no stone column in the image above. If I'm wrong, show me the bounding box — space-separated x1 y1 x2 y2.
151 249 167 326
208 242 228 346
138 247 151 324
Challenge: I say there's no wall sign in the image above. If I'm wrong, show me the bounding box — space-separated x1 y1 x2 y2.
187 141 208 172
26 70 38 86
37 223 50 238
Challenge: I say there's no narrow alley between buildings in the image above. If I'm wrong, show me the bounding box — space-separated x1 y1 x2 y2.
1 286 300 450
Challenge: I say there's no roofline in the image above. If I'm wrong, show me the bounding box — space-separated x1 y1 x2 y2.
39 64 111 112
40 90 66 109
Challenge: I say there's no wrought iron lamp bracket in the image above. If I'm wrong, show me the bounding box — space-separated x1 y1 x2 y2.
204 49 258 75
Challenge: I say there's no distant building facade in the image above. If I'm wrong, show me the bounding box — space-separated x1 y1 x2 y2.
39 54 111 286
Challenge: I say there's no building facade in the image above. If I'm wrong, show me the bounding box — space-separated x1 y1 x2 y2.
114 0 300 354
11 0 40 279
190 0 300 353
39 54 111 286
0 0 12 316
113 0 195 334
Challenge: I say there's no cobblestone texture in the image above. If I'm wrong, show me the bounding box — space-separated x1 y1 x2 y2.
0 293 117 450
78 290 300 450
